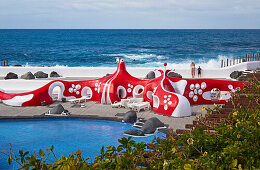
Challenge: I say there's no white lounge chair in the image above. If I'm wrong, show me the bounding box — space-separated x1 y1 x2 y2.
111 98 144 108
112 99 133 108
126 102 137 109
132 102 151 112
123 98 144 108
131 98 144 103
120 99 131 108
68 96 89 104
111 101 123 108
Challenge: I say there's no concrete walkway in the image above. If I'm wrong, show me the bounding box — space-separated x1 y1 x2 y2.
0 101 214 131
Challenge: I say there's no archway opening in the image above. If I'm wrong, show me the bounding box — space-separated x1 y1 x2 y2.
153 95 159 108
81 87 93 99
52 86 62 101
117 86 127 99
118 89 124 98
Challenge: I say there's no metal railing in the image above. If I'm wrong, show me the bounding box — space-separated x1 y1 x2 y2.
221 53 260 68
0 59 8 66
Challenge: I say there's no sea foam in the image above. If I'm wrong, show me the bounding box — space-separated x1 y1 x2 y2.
22 55 228 69
106 53 165 60
134 55 229 69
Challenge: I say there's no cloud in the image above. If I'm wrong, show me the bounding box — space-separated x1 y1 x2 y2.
0 0 259 28
59 0 260 13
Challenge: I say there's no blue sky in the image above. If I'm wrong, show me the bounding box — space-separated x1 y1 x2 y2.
0 0 259 29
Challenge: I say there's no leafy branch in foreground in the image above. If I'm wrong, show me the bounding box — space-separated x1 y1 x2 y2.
1 145 90 169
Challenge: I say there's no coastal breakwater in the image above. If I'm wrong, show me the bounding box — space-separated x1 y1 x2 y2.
0 61 259 78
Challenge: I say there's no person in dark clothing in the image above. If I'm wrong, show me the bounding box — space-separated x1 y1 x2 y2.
198 66 202 78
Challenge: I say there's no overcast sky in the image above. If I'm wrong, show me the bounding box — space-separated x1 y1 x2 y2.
0 0 259 29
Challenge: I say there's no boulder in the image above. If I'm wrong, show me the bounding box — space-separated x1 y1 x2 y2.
123 110 137 123
237 75 248 81
49 104 65 114
103 73 112 78
124 129 145 136
230 71 243 79
145 71 155 79
21 72 35 79
50 71 61 77
4 72 18 80
34 71 48 78
168 72 182 78
141 117 165 134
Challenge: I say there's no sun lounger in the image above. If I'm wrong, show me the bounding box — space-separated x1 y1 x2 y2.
111 101 123 108
132 102 151 112
122 98 144 108
131 98 144 103
111 97 144 108
126 102 137 109
120 99 131 107
68 96 89 104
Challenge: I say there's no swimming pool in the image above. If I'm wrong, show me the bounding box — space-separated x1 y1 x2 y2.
0 118 165 169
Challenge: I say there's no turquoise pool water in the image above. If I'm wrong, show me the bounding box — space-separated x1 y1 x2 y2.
0 118 165 169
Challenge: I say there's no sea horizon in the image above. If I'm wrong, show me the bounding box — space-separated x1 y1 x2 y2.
1 28 260 30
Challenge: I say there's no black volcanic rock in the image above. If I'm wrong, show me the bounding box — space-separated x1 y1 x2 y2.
4 72 18 80
50 71 61 77
230 71 243 79
123 110 137 123
141 117 165 134
145 71 155 79
34 71 48 78
168 72 182 78
124 129 145 136
49 104 65 115
21 72 35 79
103 73 112 78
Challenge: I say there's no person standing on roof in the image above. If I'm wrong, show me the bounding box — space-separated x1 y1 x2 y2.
198 66 202 78
190 62 195 78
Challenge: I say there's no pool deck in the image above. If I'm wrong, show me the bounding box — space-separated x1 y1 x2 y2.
0 101 214 131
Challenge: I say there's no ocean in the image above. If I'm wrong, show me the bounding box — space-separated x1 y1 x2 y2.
0 29 259 68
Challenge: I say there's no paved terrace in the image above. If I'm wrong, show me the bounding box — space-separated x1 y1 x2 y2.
0 101 214 131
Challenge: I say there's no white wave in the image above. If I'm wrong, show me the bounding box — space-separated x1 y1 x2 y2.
23 63 68 67
135 55 228 69
106 53 166 60
53 64 69 68
24 62 30 67
21 55 228 69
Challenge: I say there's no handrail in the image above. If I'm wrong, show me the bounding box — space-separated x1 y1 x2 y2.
221 52 260 68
